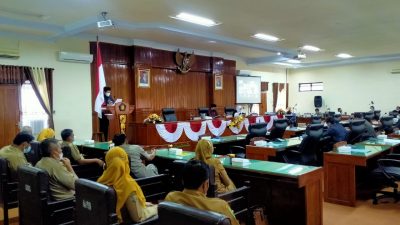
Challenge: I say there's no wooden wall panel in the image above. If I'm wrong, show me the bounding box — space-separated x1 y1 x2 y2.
91 42 237 141
134 68 210 110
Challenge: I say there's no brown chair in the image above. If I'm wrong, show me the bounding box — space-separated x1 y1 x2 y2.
17 166 74 225
0 158 19 225
75 178 158 225
158 201 231 225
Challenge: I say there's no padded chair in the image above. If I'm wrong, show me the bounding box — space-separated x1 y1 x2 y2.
333 114 342 123
268 119 288 140
347 119 368 144
363 112 374 121
158 201 231 225
389 111 399 117
285 114 297 127
245 122 268 144
198 107 210 117
75 179 158 225
224 107 236 117
75 179 118 225
374 110 381 120
0 158 19 225
327 111 335 118
311 116 322 124
171 160 216 197
371 154 400 204
24 141 42 166
353 112 364 119
136 174 170 203
162 108 177 122
380 116 394 135
283 124 324 166
218 186 250 223
18 166 74 225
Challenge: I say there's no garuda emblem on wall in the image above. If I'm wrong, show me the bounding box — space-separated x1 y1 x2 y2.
175 49 196 73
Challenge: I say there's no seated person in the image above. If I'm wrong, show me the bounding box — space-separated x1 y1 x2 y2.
314 108 322 116
337 108 343 115
209 104 218 117
324 117 348 143
0 132 34 179
112 134 158 178
194 139 236 194
21 125 33 135
97 147 157 223
37 128 55 141
60 129 104 167
165 160 239 225
35 138 78 200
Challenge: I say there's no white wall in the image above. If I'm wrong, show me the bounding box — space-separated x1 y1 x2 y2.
0 38 92 139
238 69 287 113
288 61 400 115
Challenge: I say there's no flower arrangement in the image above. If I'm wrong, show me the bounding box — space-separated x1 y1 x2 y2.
144 113 163 124
228 115 244 128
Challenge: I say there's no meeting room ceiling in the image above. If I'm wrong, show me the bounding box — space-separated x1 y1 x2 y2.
1 0 400 68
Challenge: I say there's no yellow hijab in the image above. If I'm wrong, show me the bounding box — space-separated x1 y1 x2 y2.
97 147 146 222
37 128 55 141
194 139 214 164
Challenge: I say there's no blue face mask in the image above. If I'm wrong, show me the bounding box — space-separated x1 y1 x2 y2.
24 146 31 154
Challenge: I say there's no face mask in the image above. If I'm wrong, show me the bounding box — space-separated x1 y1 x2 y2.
105 92 111 97
23 146 31 154
59 153 63 160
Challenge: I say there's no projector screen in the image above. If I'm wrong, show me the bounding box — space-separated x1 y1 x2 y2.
236 76 261 104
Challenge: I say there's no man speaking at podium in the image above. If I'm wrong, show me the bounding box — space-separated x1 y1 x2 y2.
100 86 114 141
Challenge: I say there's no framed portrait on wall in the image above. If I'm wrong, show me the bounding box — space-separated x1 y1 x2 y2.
215 74 223 90
138 68 150 88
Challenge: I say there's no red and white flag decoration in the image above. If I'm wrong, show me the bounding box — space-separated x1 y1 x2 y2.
94 42 106 118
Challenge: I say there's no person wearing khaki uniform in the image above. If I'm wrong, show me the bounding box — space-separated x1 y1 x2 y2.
35 138 78 201
165 160 239 225
0 132 34 179
60 129 104 167
194 139 236 194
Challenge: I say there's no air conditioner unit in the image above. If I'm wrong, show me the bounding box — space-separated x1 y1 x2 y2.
58 51 93 64
0 47 20 59
391 68 400 74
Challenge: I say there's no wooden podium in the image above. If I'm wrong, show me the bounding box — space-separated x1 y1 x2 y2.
102 102 134 140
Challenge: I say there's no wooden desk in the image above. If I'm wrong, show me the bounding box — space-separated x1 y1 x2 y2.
154 150 323 225
324 144 392 206
129 120 248 145
282 126 306 138
246 137 302 160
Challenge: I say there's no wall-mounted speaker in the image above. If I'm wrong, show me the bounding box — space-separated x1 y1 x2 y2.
314 96 322 108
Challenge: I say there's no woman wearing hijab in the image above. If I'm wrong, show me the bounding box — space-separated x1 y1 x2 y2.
194 139 236 194
97 147 157 223
37 128 55 141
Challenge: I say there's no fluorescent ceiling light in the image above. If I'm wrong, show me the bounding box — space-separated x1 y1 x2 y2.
301 45 322 52
170 13 220 27
253 33 281 42
336 53 353 59
287 59 302 64
274 62 294 67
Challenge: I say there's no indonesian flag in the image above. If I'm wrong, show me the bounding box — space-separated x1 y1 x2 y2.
94 42 106 118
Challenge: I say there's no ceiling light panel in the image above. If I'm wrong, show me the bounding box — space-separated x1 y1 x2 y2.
301 45 322 52
336 53 353 58
253 33 281 42
170 12 220 27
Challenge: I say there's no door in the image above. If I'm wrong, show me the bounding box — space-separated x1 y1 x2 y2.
0 85 20 148
260 92 267 114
